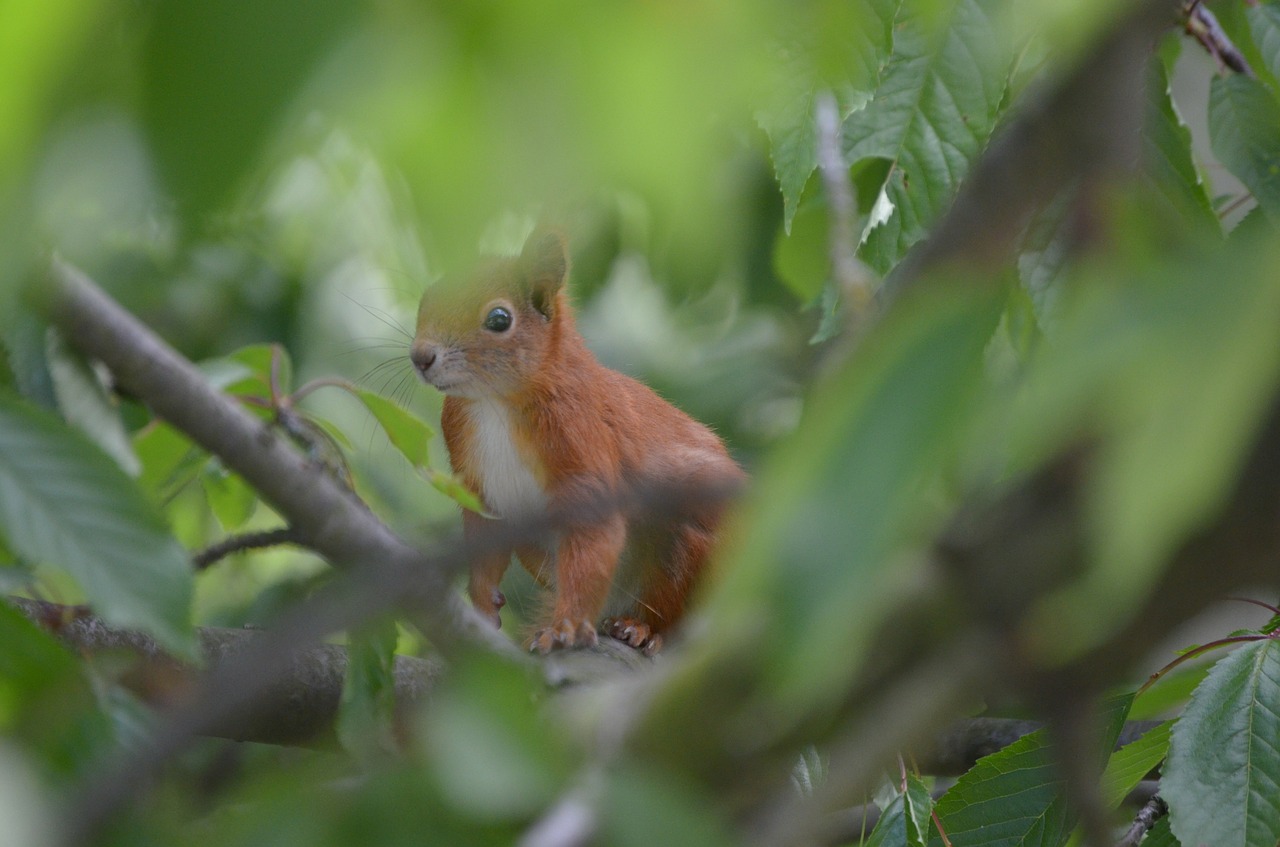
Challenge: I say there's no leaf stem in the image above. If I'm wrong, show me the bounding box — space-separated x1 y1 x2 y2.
1137 633 1275 696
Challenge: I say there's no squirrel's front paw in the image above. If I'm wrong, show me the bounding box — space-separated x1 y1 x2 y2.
528 618 598 653
602 617 663 656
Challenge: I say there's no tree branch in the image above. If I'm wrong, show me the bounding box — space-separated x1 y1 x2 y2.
8 596 438 746
38 256 505 657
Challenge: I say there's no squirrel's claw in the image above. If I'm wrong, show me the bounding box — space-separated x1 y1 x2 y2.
529 618 598 653
602 618 663 656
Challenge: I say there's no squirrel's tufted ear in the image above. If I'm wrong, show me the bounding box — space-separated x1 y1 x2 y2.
520 230 569 319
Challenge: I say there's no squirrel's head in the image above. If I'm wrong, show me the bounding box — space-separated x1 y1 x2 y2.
410 230 570 399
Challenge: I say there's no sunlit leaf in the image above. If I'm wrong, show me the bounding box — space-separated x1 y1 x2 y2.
0 393 194 655
200 461 257 531
0 0 102 195
427 469 487 516
1164 638 1280 847
355 389 432 470
134 421 204 505
1099 720 1170 808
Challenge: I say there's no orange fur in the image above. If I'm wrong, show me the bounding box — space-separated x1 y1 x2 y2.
411 232 745 654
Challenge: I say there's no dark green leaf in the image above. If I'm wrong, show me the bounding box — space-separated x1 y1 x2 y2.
930 695 1131 847
1248 2 1280 94
867 793 910 847
0 600 110 774
1209 74 1280 222
758 0 897 230
141 0 361 216
0 393 194 654
1143 815 1179 847
1164 638 1280 847
847 0 1010 274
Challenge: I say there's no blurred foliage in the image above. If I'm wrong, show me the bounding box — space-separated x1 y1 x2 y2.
1 0 1280 845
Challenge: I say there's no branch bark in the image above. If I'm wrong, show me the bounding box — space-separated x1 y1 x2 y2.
38 257 505 657
8 596 439 746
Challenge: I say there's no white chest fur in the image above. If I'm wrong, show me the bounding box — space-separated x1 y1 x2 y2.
466 400 548 519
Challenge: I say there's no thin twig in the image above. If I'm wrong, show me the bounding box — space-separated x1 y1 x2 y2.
1184 2 1254 76
815 91 876 328
1115 794 1168 847
193 527 304 570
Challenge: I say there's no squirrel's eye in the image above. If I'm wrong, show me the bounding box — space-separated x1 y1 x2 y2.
483 306 513 333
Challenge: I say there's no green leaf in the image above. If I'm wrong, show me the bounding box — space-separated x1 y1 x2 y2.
427 469 488 516
423 653 573 819
1099 720 1170 808
0 601 110 774
1248 2 1280 94
1164 638 1280 847
337 618 400 764
1008 236 1280 661
0 0 102 195
931 695 1131 847
904 772 934 847
601 763 737 847
200 461 257 531
859 772 933 847
757 0 896 230
847 0 1010 275
866 793 910 847
140 0 361 216
46 329 140 477
223 343 291 399
1209 74 1280 222
134 421 204 505
0 393 194 655
709 282 1004 714
773 200 831 301
1143 816 1179 847
356 389 433 470
1143 59 1218 232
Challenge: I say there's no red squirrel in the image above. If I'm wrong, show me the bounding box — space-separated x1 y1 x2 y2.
409 231 745 655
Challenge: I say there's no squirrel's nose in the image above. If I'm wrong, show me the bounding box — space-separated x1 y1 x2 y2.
410 344 437 374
